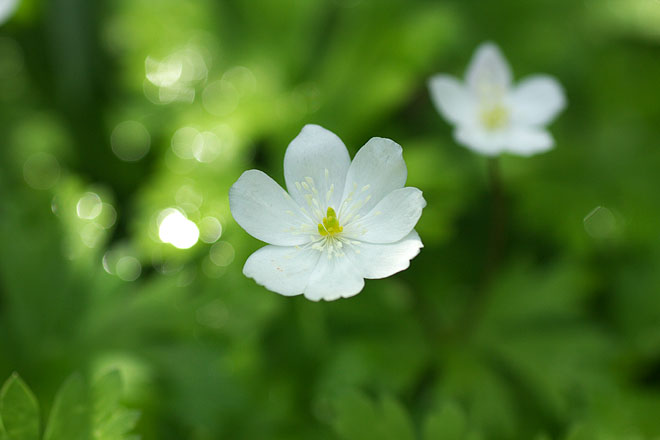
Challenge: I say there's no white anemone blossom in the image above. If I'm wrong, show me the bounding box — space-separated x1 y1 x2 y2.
428 42 566 156
229 125 426 301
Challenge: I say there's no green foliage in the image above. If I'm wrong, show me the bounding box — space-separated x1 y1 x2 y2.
2 0 660 439
0 373 138 440
92 371 140 440
423 402 470 440
328 392 488 440
0 374 39 440
329 391 416 440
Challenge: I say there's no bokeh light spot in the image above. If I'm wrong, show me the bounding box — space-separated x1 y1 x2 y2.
176 47 208 83
116 256 142 281
76 192 103 220
171 127 199 159
222 66 257 97
145 55 183 87
176 185 203 207
201 256 227 279
111 120 151 162
23 153 61 190
583 206 618 239
209 241 235 266
97 203 118 229
192 131 222 163
51 195 60 216
202 80 239 116
158 208 199 249
199 216 222 243
159 85 195 104
102 250 115 274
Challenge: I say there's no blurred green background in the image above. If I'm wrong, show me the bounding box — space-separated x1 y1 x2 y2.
2 0 660 438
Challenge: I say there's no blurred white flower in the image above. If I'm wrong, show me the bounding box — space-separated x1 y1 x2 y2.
428 42 566 156
229 125 426 301
0 0 19 25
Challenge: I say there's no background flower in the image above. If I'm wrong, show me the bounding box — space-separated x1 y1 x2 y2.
429 42 566 156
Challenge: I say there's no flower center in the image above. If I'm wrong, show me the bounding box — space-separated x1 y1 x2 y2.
317 207 343 237
480 105 509 131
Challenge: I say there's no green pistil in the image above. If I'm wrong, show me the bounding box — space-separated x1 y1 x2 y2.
318 207 343 236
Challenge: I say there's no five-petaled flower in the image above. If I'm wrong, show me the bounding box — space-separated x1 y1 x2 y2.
428 42 566 156
229 125 426 301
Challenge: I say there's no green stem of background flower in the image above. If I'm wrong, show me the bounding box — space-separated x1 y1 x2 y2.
484 157 505 285
460 158 507 335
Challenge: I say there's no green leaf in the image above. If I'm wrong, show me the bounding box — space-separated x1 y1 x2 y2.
93 411 140 440
0 373 40 440
0 418 8 440
329 390 415 440
43 374 90 440
379 396 415 440
565 425 598 440
423 402 467 440
91 371 139 440
93 371 122 425
331 390 379 440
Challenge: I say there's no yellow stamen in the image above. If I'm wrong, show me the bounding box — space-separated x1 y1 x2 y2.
480 105 509 130
318 207 343 236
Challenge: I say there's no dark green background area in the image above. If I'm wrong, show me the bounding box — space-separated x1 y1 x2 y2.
2 0 660 438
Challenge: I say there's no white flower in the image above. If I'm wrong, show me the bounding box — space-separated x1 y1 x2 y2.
229 125 426 301
0 0 19 26
428 42 566 156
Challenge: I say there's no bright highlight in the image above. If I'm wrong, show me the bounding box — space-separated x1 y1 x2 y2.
158 209 200 249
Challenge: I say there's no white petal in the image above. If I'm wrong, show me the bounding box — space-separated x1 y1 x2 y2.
0 0 18 25
506 127 554 156
454 126 508 156
340 137 407 219
304 254 364 301
284 125 351 218
229 170 312 246
349 230 423 279
343 187 426 244
466 42 512 97
511 75 566 126
428 75 473 125
244 245 320 296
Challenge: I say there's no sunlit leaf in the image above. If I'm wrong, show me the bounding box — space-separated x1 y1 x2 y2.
43 374 89 440
0 374 39 440
92 371 140 440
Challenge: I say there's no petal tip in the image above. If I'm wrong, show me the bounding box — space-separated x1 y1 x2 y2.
368 137 403 155
297 123 338 139
476 40 502 56
300 123 324 132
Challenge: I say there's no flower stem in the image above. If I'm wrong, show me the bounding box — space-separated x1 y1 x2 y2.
483 157 506 285
459 158 508 336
